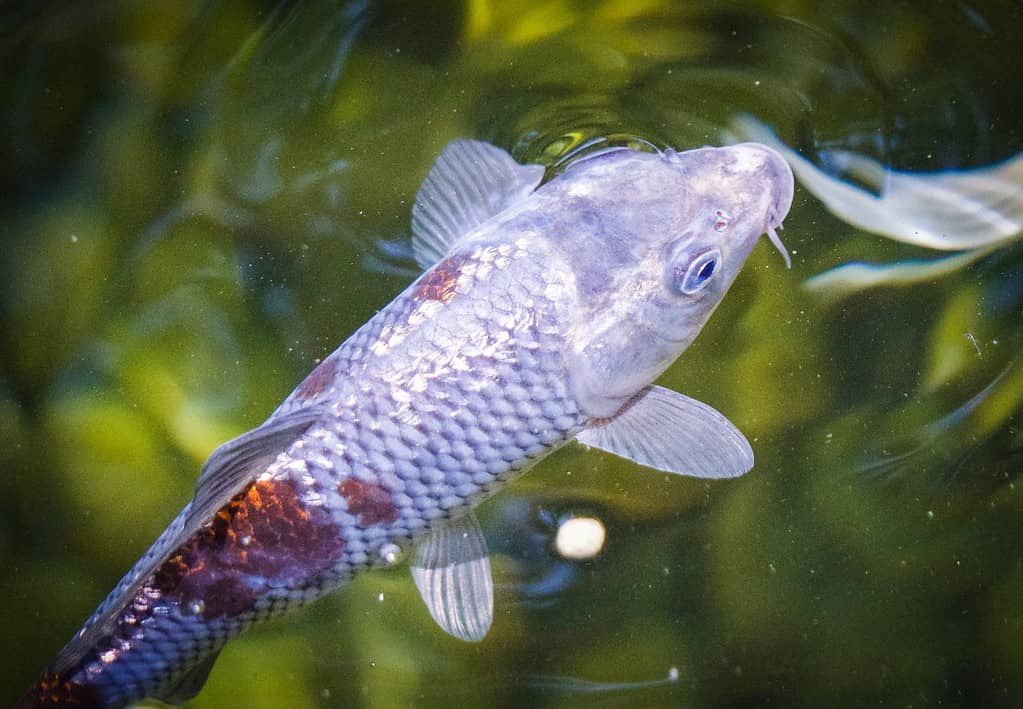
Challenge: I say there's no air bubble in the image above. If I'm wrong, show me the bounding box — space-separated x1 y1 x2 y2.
379 543 402 565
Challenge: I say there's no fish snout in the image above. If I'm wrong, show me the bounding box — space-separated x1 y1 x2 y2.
729 142 794 226
726 143 795 268
762 145 795 228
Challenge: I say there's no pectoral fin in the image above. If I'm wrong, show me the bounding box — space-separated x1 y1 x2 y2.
410 511 494 642
575 385 754 479
411 139 545 267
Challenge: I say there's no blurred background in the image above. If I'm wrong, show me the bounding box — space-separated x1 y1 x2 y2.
1 1 1022 706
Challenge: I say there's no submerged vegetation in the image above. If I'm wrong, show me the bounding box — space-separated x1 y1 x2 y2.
2 1 1022 706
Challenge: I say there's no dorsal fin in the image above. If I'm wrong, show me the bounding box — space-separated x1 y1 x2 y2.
52 407 325 674
411 139 545 268
185 407 326 530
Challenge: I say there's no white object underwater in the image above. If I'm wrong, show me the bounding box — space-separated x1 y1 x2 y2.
554 516 607 560
730 115 1023 300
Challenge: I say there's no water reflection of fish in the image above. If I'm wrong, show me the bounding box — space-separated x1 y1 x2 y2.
19 138 793 707
731 114 1023 301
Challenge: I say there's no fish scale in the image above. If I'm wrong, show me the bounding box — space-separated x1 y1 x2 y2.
39 238 584 707
20 138 794 707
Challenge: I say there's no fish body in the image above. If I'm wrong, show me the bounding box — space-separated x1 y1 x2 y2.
19 139 793 707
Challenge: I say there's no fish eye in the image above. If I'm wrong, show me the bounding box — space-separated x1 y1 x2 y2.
672 248 721 295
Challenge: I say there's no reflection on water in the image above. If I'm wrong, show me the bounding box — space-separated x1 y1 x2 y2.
2 1 1022 707
730 115 1023 300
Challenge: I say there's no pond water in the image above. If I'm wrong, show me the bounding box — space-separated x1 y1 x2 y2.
2 1 1022 707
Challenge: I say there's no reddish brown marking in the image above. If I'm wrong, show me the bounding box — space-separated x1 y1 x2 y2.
338 478 399 527
294 356 339 400
15 672 102 708
412 254 468 303
152 478 344 619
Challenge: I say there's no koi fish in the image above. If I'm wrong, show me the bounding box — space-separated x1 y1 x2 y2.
19 138 794 707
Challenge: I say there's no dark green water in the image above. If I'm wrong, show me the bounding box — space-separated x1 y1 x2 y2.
2 1 1022 707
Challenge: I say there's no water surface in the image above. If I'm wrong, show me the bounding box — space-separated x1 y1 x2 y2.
2 1 1022 706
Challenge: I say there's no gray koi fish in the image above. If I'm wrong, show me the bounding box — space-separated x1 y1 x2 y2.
19 138 793 707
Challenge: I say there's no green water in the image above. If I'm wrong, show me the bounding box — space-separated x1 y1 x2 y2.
2 1 1022 706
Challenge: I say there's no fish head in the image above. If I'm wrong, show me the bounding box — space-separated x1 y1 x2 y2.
557 142 794 417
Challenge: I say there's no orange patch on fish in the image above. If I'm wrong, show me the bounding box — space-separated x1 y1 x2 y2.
338 478 399 526
294 356 339 400
152 478 344 619
15 672 103 708
412 254 468 303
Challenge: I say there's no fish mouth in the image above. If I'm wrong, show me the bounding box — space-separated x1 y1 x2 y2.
762 150 794 269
